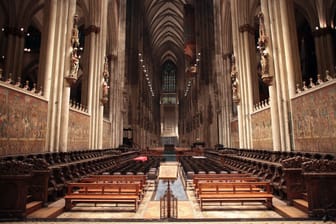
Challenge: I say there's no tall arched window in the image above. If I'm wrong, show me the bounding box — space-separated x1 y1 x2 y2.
161 60 176 93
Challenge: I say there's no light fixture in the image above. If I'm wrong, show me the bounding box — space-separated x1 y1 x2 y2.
139 51 155 96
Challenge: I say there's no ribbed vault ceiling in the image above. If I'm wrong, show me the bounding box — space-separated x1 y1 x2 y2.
144 0 187 65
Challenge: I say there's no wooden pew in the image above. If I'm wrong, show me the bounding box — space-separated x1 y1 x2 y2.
193 176 260 197
192 173 252 188
64 182 140 212
83 174 146 185
196 181 273 211
80 174 147 199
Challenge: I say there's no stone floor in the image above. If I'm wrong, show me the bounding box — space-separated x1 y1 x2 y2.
2 180 334 224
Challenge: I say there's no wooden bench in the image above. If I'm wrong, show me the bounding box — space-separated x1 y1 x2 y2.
196 181 273 210
193 173 250 179
80 174 146 199
193 176 261 197
64 182 140 211
82 174 146 185
193 173 250 183
193 176 260 188
193 173 257 189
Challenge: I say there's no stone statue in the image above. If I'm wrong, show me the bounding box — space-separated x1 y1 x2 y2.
66 15 80 85
231 55 240 103
257 11 272 85
70 50 79 78
258 12 266 44
101 57 110 104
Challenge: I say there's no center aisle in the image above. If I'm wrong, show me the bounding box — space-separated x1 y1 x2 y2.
154 175 188 201
153 145 188 201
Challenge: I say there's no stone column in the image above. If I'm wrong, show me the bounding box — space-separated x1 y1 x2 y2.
222 55 232 147
213 0 224 146
59 0 77 152
44 0 74 152
260 0 281 151
238 24 255 148
98 0 108 149
266 0 291 151
84 0 108 149
279 0 301 98
116 1 126 145
38 0 57 100
230 0 242 147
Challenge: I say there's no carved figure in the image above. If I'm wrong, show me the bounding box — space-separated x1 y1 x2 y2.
70 50 79 77
231 55 240 103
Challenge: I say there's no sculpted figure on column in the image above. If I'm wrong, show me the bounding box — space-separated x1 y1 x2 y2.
257 12 272 85
231 55 240 104
101 57 110 104
67 15 80 85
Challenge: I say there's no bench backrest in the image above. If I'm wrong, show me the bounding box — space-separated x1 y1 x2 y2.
193 176 259 187
193 173 250 179
194 176 260 188
81 175 146 187
197 181 271 194
67 182 140 195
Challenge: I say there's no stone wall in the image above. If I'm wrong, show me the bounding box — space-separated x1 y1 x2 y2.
292 82 336 153
0 86 47 156
251 108 273 149
230 119 239 147
103 119 112 148
67 110 90 150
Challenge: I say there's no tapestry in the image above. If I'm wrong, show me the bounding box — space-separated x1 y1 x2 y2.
0 86 47 156
103 120 112 148
292 83 336 153
230 120 239 147
251 108 273 149
67 110 90 150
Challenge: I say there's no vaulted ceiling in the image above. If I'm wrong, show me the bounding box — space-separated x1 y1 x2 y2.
144 0 187 65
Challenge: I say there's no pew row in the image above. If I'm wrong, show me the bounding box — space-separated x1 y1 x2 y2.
196 181 273 211
64 182 141 212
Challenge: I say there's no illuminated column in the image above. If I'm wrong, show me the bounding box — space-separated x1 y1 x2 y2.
44 0 76 152
59 0 77 152
38 0 57 100
279 0 301 98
